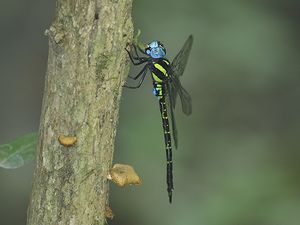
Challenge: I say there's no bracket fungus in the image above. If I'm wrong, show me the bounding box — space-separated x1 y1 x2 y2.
108 164 141 187
58 135 77 147
104 206 114 220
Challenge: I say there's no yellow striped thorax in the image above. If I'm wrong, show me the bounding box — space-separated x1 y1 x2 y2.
154 63 167 76
151 59 170 83
151 59 171 97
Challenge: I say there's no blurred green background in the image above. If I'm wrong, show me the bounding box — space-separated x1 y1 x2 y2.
0 0 299 225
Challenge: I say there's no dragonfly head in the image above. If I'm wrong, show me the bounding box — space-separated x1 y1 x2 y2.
145 41 166 59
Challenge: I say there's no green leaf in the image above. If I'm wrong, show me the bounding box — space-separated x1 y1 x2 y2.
0 132 38 169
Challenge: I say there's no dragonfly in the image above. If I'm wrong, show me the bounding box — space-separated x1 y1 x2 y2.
124 35 193 203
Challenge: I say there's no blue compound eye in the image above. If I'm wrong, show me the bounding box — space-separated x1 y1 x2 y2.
149 47 166 58
145 41 167 58
149 41 159 48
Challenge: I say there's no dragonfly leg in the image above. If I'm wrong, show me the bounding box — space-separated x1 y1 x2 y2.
125 47 148 65
128 64 148 80
133 44 148 57
123 66 148 89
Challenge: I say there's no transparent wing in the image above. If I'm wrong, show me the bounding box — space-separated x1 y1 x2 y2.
168 35 193 115
170 35 193 78
170 76 192 115
164 35 193 147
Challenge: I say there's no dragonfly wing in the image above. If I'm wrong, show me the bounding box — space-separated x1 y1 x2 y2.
170 35 193 78
168 35 193 114
169 75 192 115
176 80 192 115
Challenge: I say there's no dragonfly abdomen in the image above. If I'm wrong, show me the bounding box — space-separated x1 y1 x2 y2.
159 97 174 203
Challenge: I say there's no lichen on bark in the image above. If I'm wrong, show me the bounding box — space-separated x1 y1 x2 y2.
26 1 133 224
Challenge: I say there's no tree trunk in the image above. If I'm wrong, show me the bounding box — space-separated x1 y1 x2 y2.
26 1 133 224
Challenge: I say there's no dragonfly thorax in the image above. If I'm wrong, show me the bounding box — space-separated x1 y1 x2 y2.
150 58 170 86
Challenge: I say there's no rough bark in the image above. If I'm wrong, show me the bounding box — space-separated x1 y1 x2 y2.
26 0 133 224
